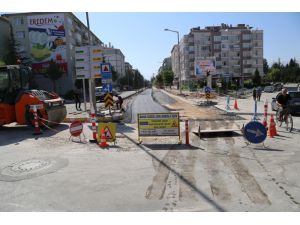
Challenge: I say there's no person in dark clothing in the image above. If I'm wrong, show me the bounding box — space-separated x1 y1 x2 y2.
74 87 82 111
116 95 123 110
257 87 262 101
252 88 257 101
276 88 291 121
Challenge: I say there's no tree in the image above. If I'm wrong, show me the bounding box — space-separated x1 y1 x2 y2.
46 60 63 92
161 69 174 88
263 58 269 75
3 24 18 65
155 73 163 87
252 69 261 86
111 67 119 82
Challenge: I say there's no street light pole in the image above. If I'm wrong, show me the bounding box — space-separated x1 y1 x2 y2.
86 12 96 113
164 28 182 95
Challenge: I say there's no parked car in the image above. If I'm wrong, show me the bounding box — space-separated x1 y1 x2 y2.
95 86 105 102
264 86 275 93
273 83 283 91
271 91 300 114
95 86 120 103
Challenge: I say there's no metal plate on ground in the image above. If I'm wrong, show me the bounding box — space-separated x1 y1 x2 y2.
191 120 244 134
0 157 68 182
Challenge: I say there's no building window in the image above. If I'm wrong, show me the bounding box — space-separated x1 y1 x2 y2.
214 36 221 42
14 18 24 25
221 36 228 41
15 31 25 39
214 44 221 50
242 34 251 41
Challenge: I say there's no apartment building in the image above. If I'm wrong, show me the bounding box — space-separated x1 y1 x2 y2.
171 24 263 85
1 12 103 95
102 46 125 78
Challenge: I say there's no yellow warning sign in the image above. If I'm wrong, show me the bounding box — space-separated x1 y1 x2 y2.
97 123 116 142
137 113 180 137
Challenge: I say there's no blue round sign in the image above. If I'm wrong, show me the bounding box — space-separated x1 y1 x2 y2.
204 86 211 93
244 121 267 144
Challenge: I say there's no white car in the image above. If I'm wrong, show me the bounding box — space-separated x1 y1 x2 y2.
264 86 275 93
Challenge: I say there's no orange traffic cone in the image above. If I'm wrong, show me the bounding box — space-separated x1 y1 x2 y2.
234 99 239 110
268 114 278 137
99 128 109 148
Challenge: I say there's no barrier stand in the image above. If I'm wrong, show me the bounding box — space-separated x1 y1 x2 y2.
252 100 259 121
32 105 42 135
185 120 189 145
263 99 268 127
89 112 98 143
226 95 231 112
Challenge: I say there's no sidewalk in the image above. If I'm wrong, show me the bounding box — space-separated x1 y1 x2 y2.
164 88 276 122
63 90 142 123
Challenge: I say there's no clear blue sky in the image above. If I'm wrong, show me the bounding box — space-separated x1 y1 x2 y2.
74 12 300 80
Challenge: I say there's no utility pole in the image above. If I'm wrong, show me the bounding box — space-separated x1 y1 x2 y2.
86 12 96 113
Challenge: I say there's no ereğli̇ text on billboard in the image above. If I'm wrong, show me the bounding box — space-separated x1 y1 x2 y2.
27 14 67 74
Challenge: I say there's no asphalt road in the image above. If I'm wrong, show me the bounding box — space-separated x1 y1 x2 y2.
128 89 169 123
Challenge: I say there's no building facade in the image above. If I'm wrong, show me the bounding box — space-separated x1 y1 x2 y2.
1 12 103 95
170 24 263 85
102 47 125 78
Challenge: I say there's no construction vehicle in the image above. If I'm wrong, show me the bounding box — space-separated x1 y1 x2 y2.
0 65 67 127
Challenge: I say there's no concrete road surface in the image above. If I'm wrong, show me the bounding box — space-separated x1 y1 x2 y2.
0 88 300 211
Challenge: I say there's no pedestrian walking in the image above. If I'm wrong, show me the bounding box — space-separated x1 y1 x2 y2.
257 87 262 101
252 87 257 101
74 86 82 111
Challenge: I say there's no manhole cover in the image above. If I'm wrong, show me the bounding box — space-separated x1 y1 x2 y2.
0 157 68 182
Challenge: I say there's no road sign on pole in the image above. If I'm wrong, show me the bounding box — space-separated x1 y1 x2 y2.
101 63 112 75
104 93 113 108
244 121 267 144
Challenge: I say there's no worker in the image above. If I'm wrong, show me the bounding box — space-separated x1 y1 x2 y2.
116 95 123 110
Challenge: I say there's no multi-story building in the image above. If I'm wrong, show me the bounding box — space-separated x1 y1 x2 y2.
1 12 103 95
102 46 125 78
0 17 12 62
170 24 263 85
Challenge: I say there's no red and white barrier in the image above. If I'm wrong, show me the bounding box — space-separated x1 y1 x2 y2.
91 112 97 141
32 105 42 135
263 99 268 127
185 120 189 145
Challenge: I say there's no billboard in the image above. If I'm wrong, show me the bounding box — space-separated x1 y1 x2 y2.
195 59 216 77
137 113 180 137
27 14 67 74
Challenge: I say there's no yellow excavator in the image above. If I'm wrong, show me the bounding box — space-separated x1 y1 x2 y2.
0 65 66 127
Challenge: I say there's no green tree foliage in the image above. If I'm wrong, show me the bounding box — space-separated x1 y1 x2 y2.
3 25 18 65
161 69 174 88
252 69 261 86
264 58 300 83
154 73 164 88
45 60 63 92
263 58 269 75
